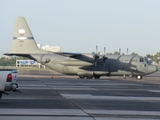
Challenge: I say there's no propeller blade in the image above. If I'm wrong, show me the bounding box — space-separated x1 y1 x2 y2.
103 47 107 67
104 47 106 55
119 48 121 55
96 45 98 54
93 45 99 67
95 61 97 67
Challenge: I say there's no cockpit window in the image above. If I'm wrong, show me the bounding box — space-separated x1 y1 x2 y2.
139 58 144 62
144 57 147 63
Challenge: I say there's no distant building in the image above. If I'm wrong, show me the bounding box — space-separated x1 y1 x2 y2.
16 60 45 68
37 44 61 52
37 44 42 49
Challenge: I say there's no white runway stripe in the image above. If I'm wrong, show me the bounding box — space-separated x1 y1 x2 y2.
95 118 158 120
61 94 160 101
0 109 160 119
148 90 160 93
0 116 158 120
85 109 160 116
0 109 87 116
0 116 93 120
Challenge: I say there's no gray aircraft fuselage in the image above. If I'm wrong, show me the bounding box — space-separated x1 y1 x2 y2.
29 52 157 79
5 16 158 79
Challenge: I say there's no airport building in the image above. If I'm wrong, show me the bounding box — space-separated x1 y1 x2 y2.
16 60 45 68
37 44 61 52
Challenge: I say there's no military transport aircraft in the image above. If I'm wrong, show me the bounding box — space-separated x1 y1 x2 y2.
5 16 158 80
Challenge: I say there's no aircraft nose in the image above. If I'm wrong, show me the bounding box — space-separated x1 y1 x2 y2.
148 65 158 74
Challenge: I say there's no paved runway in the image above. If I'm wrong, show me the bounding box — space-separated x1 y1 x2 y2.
1 74 160 119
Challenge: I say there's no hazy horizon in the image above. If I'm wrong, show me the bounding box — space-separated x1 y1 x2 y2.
1 0 160 56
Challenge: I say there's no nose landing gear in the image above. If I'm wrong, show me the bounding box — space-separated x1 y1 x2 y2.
136 75 142 80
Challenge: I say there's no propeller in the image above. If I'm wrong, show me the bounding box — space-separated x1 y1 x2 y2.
119 48 121 55
93 45 99 67
102 47 108 67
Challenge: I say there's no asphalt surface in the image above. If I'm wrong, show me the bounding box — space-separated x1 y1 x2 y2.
0 71 160 120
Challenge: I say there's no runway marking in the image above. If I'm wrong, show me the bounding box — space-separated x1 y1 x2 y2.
20 85 47 87
0 116 93 120
148 90 160 93
0 108 160 116
0 109 160 120
78 83 141 86
102 89 143 90
85 109 160 116
51 87 98 90
50 86 93 87
0 109 87 116
61 94 160 101
0 116 159 120
95 118 158 120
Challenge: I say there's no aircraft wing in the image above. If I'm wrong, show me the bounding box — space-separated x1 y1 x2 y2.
54 52 82 57
54 52 94 61
4 52 82 58
4 53 30 57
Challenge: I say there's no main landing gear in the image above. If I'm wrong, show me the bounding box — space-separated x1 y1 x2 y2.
0 92 2 99
79 75 101 79
125 75 143 80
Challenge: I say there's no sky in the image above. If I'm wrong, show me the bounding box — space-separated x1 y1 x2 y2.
1 0 160 56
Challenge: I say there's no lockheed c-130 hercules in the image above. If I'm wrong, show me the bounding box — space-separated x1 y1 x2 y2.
5 16 158 80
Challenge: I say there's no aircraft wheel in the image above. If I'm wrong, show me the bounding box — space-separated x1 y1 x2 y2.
86 76 93 79
94 75 101 79
136 75 142 80
0 92 2 99
79 76 85 79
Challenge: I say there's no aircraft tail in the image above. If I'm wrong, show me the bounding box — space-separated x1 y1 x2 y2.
7 16 47 55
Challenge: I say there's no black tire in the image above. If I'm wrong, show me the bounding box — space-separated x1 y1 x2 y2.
0 92 2 99
79 76 85 79
94 75 101 79
86 76 93 79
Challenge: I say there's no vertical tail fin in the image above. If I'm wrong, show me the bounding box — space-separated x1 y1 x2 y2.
9 16 46 54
